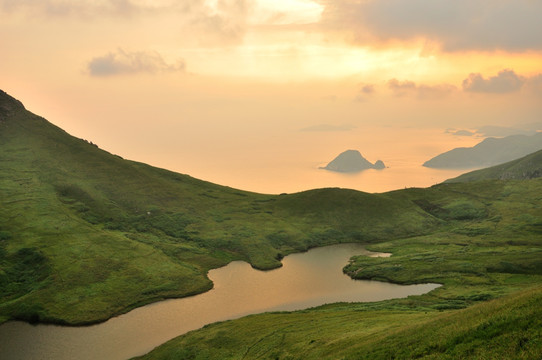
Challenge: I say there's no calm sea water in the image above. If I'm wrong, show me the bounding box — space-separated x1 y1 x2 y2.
140 126 482 194
0 244 439 360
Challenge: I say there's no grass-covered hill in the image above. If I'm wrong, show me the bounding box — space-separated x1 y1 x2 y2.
1 89 542 359
446 149 542 183
0 89 439 324
138 179 542 359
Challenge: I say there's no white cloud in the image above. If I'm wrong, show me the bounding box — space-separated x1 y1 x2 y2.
87 48 186 77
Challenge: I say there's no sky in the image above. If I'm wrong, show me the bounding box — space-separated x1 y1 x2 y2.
2 0 542 193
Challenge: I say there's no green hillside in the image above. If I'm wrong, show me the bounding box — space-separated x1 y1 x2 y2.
137 284 542 360
446 149 542 183
1 89 542 359
139 178 542 359
0 90 437 324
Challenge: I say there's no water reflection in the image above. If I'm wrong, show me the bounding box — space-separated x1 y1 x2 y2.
0 244 439 360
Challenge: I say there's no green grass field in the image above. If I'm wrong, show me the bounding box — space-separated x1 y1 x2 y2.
1 90 542 358
136 285 542 360
137 177 542 359
446 148 542 183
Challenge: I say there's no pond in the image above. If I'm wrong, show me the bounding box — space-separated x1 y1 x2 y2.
0 243 439 360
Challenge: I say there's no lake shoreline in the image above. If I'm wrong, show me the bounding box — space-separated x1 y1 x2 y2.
0 242 403 328
0 243 441 360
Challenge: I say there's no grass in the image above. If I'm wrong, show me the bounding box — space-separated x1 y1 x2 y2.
446 149 542 183
0 90 438 324
1 90 542 358
136 286 542 360
136 178 542 359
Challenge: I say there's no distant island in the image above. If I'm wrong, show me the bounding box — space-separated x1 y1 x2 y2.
423 132 542 169
320 150 385 173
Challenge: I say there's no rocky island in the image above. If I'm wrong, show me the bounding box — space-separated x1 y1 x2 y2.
320 150 385 173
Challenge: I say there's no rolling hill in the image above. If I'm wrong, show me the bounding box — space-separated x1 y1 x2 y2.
446 149 542 183
138 178 542 359
0 89 437 324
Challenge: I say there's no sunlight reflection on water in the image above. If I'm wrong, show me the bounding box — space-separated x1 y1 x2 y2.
0 244 439 360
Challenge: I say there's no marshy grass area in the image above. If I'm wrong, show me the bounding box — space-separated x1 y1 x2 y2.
1 90 542 358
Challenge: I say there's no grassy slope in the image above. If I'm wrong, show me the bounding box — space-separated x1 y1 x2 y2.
139 178 542 359
137 285 542 360
0 90 437 324
446 149 542 183
1 90 541 358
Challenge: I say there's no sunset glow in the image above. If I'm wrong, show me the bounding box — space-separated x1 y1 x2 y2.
1 0 541 193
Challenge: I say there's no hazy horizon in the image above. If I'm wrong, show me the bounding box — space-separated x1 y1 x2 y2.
2 0 541 193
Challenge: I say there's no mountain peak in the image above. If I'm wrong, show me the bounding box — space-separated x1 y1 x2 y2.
0 90 26 120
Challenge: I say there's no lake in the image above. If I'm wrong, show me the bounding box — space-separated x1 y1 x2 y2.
0 243 439 360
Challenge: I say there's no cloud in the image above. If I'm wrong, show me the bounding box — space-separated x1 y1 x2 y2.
87 48 186 77
417 84 457 99
526 74 542 95
0 0 249 45
388 79 455 99
319 0 542 52
475 125 539 137
447 129 475 137
359 84 375 95
300 124 356 132
354 83 376 102
387 79 416 97
446 124 541 137
462 69 525 93
189 0 249 46
250 0 323 25
0 0 146 17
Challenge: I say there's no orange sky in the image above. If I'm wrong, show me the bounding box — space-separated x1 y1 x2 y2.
1 0 541 192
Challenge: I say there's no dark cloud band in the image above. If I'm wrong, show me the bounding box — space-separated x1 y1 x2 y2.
320 0 542 52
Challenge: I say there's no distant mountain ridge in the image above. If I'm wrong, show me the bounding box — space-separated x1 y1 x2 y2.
423 133 542 169
445 149 542 183
321 150 385 173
